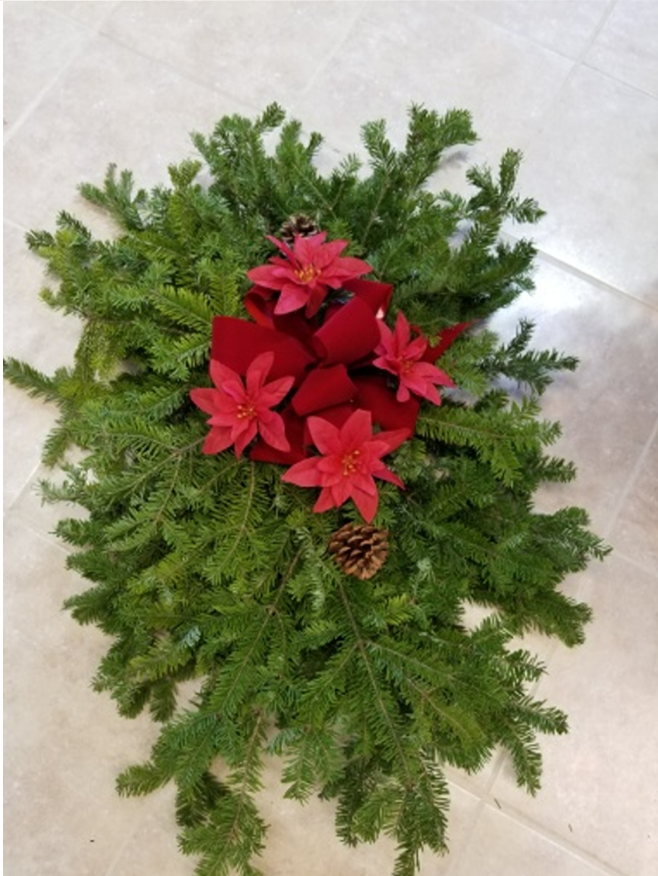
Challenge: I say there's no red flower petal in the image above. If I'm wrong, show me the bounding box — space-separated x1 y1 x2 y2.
256 409 290 453
349 483 379 524
190 387 221 416
233 420 258 459
306 416 343 456
313 487 339 514
427 320 474 361
274 283 312 315
371 466 405 490
245 351 274 394
338 409 372 451
281 456 323 487
202 427 234 455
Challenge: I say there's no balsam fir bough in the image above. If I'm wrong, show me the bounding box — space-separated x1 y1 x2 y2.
4 103 609 876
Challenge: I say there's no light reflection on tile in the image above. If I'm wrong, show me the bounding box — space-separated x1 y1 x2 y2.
487 258 658 535
516 66 658 305
611 425 658 574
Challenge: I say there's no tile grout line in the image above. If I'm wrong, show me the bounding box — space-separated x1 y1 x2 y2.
448 0 604 70
500 228 658 314
602 413 658 543
521 0 619 153
478 798 629 876
297 2 369 99
3 33 94 148
607 546 658 580
93 27 263 120
580 57 658 102
533 248 658 314
2 0 115 147
3 216 31 234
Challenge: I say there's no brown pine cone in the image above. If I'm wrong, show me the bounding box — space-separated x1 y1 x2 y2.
328 523 390 580
278 214 321 245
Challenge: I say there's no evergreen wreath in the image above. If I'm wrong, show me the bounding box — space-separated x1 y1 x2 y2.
4 103 610 876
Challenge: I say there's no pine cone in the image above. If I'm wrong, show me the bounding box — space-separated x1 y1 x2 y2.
328 523 390 580
278 214 321 245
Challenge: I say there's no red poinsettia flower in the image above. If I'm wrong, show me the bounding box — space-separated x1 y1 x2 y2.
373 311 454 404
190 352 294 458
246 232 373 318
281 409 408 523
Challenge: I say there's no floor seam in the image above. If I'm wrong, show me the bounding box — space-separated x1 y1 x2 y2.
3 26 95 148
521 0 618 152
580 57 658 102
480 799 629 876
607 546 658 579
602 414 658 542
94 26 264 118
500 228 658 313
297 2 367 99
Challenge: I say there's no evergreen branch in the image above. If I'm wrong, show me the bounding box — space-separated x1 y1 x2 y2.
209 461 257 576
79 164 147 230
337 580 415 786
2 357 61 403
148 285 216 333
4 102 610 876
206 550 301 717
485 318 579 394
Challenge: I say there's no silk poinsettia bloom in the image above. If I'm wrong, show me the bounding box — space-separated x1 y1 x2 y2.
281 409 408 523
190 352 294 459
373 311 455 404
246 232 373 318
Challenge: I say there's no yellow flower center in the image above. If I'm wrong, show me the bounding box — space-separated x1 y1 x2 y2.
295 264 321 283
237 401 257 420
341 450 361 476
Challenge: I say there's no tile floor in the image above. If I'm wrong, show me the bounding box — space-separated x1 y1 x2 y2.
3 2 658 875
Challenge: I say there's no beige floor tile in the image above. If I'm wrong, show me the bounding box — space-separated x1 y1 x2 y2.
290 0 575 163
105 786 197 876
451 804 613 876
3 221 82 372
100 0 364 108
490 553 658 876
585 0 658 97
3 5 657 876
3 384 58 509
3 221 82 509
487 259 658 535
2 33 250 231
3 1 92 132
106 758 480 876
453 0 610 60
517 65 658 305
3 515 160 876
253 760 480 876
610 422 658 574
